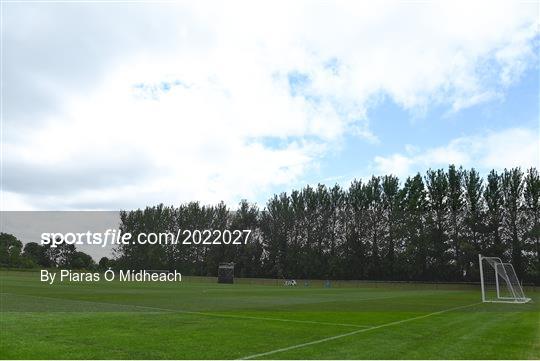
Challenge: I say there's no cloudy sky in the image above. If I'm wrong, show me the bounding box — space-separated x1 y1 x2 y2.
3 0 539 210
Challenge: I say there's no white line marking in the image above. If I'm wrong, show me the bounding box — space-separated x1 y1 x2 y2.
173 310 371 328
239 301 482 360
0 292 373 328
189 311 373 328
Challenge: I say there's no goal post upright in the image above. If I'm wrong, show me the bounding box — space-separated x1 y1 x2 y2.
495 262 500 299
479 254 486 302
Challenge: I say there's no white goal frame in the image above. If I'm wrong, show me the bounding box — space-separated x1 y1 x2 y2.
479 254 531 304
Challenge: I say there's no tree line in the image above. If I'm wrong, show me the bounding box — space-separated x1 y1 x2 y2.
2 166 538 284
0 233 99 270
114 166 539 283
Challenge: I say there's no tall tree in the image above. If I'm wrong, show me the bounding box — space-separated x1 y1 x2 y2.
447 165 465 279
401 174 428 280
501 168 525 277
365 176 384 278
260 193 292 278
425 169 450 280
230 200 262 278
345 180 369 279
328 184 346 279
523 168 540 281
462 168 484 280
381 175 402 280
484 170 504 256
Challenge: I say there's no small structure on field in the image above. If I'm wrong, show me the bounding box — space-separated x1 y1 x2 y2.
218 262 235 284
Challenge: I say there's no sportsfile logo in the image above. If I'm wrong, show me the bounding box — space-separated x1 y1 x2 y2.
41 230 131 248
40 229 252 248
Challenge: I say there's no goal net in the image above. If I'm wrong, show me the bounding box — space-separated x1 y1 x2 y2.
479 254 531 303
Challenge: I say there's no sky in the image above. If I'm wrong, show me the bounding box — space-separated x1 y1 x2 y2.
2 0 539 211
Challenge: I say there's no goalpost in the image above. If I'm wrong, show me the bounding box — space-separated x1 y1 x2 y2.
479 254 531 303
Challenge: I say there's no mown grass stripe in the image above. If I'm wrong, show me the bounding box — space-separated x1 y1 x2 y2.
0 292 374 328
239 301 483 360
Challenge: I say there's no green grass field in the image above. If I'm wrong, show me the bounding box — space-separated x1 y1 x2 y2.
1 271 538 359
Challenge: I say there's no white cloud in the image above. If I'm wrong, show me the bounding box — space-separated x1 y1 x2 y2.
3 1 539 209
373 127 540 178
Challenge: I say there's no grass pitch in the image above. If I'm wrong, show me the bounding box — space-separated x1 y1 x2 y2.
0 271 538 359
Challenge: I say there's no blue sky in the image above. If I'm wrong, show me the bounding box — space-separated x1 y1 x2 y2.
3 1 539 210
311 66 539 185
